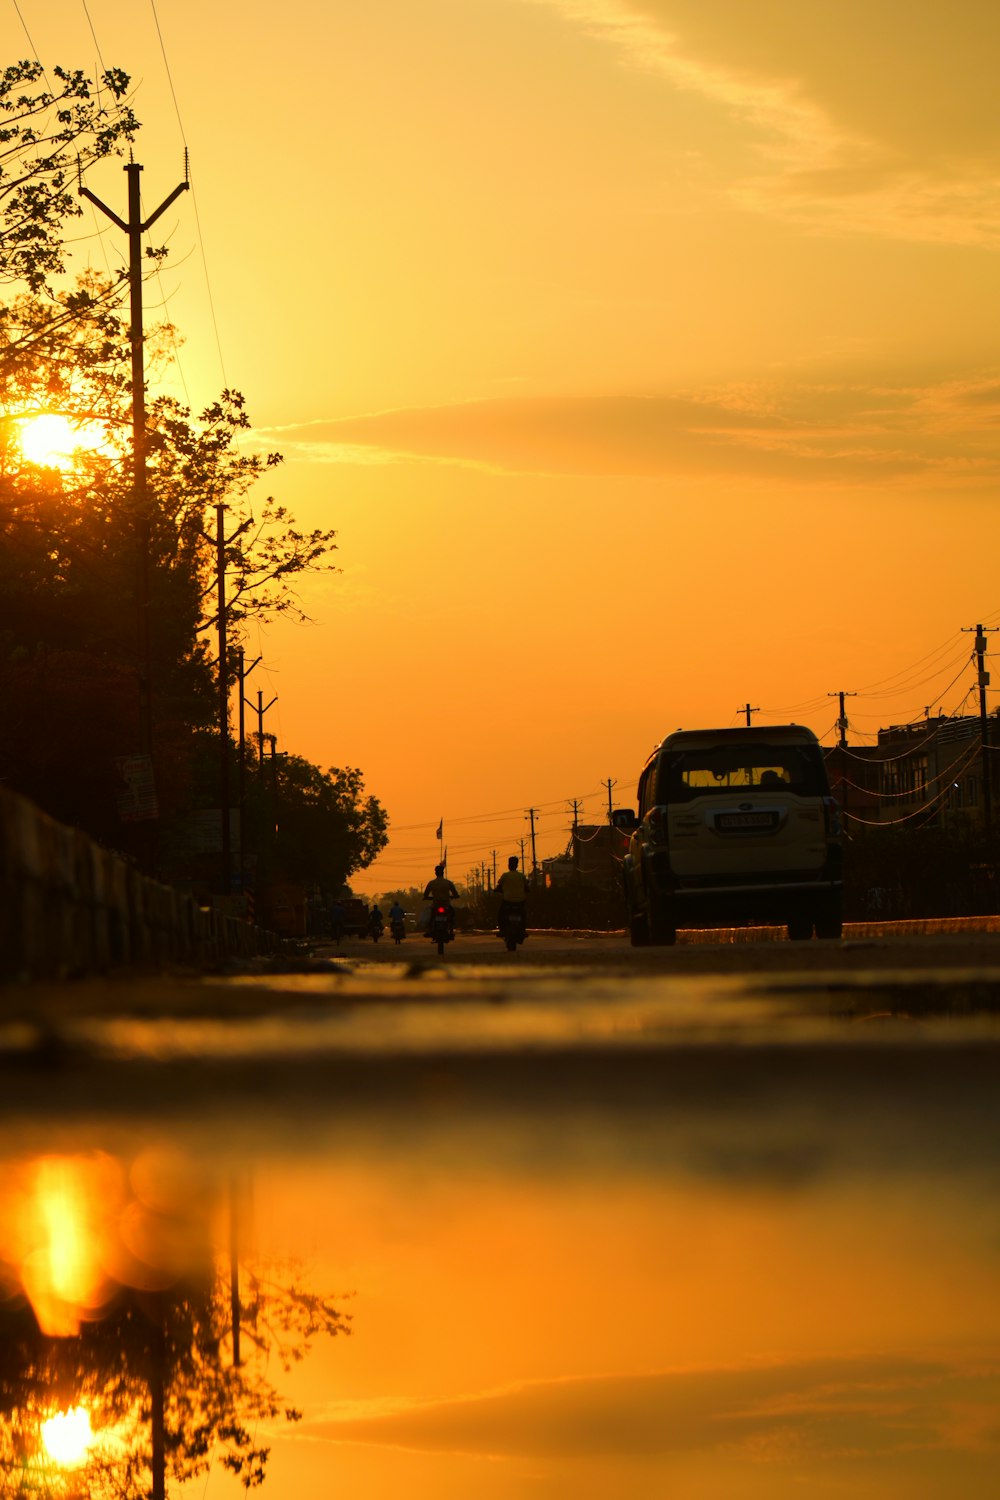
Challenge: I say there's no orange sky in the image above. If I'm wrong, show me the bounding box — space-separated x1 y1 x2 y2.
13 0 1000 890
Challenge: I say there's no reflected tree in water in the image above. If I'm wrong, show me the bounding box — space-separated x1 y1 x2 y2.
0 1159 350 1497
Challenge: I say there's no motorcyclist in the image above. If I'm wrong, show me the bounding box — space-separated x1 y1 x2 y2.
368 903 384 939
496 855 528 937
389 900 406 939
423 864 459 938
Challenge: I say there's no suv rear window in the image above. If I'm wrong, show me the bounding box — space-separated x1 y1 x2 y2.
657 744 827 803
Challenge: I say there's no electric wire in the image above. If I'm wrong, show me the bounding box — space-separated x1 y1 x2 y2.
843 739 983 827
148 0 230 394
10 0 40 59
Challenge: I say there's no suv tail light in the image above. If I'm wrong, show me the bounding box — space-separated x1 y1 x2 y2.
648 805 669 845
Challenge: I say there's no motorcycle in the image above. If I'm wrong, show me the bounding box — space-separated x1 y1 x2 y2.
427 903 453 956
390 916 406 944
498 903 527 953
368 909 384 943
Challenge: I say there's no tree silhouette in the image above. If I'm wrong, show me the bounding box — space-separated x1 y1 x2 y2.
0 1254 350 1497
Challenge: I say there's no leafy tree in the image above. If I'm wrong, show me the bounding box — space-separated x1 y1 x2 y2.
0 277 338 847
0 63 349 873
1 61 138 389
246 755 389 896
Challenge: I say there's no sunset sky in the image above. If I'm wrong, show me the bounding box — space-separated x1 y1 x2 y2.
11 0 1000 891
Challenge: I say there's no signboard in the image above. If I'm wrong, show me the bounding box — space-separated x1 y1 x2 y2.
115 754 159 822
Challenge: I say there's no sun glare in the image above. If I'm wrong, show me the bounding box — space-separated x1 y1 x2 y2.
41 1406 94 1466
17 413 108 471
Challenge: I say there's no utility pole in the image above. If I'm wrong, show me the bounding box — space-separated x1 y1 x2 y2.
964 624 997 831
525 808 539 879
268 735 279 836
603 778 617 823
79 158 189 756
237 648 261 893
827 691 857 750
519 836 528 873
216 505 231 895
827 690 857 831
738 703 759 726
491 849 498 886
569 797 582 870
251 688 278 766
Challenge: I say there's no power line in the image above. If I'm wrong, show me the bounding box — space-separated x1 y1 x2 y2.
147 0 231 394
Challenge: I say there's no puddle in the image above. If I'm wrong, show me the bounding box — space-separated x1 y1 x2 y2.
0 971 998 1496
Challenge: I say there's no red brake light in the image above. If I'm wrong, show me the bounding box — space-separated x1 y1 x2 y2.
436 905 446 914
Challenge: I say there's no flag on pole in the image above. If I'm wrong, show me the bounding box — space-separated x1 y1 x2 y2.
435 818 443 840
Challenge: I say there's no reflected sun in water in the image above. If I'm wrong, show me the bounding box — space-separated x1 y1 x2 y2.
40 1406 93 1466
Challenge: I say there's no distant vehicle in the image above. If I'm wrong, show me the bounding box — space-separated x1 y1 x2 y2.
369 908 384 942
622 725 842 944
341 897 370 938
390 915 406 944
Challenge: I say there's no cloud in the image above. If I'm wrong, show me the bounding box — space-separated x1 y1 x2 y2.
254 376 1000 485
303 1351 1000 1464
525 0 1000 245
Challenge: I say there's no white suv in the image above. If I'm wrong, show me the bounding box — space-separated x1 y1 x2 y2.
622 725 842 944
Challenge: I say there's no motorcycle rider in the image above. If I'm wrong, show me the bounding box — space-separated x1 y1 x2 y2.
389 899 407 938
496 855 528 937
423 864 459 938
368 902 384 940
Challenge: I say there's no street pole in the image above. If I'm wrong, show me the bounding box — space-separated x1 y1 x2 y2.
79 159 189 755
739 703 759 726
964 624 997 831
603 778 617 823
827 690 857 751
827 690 857 832
216 505 230 894
237 649 260 892
525 808 539 880
252 688 278 766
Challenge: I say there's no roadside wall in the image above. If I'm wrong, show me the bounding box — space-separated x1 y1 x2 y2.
0 786 278 981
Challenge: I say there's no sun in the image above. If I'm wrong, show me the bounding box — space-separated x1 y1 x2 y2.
40 1406 94 1466
17 413 109 471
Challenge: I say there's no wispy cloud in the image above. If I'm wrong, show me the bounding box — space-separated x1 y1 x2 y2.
254 375 1000 485
526 0 1000 245
301 1351 1000 1463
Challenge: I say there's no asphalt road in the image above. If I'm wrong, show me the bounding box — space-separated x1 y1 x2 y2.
1 924 998 1145
324 922 1000 975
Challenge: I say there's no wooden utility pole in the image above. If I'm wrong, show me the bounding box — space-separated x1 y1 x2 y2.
739 703 759 726
603 778 617 823
525 808 539 878
964 624 998 830
827 691 857 750
251 688 278 766
237 648 261 891
569 798 582 870
79 159 189 755
216 506 231 893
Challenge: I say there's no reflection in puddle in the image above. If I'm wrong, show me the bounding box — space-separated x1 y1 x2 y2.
0 1153 349 1497
0 1001 998 1497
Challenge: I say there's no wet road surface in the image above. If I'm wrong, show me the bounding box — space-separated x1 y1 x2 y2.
2 932 999 1497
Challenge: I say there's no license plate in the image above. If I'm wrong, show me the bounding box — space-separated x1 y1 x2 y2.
716 811 777 831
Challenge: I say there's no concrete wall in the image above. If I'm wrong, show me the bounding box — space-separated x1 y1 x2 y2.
0 787 277 981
